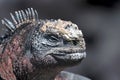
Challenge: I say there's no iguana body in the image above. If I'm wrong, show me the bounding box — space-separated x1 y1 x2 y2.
0 8 86 80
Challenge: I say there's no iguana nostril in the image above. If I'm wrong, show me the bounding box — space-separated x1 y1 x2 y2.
72 40 78 46
63 40 78 46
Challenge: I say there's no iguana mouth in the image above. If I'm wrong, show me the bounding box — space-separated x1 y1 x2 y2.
53 52 86 60
47 47 86 61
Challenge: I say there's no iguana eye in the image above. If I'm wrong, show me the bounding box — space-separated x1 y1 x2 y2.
44 34 59 42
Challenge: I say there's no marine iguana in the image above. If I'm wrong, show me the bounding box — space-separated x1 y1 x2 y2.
0 8 86 80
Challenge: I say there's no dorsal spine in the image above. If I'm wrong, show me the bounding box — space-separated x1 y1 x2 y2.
0 8 39 43
1 8 38 33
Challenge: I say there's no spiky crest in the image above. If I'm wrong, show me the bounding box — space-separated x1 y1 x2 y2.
0 8 39 44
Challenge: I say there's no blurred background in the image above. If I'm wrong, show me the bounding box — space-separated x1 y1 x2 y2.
0 0 120 80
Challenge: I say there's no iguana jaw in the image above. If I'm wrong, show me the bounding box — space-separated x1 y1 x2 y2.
46 47 86 66
51 50 86 60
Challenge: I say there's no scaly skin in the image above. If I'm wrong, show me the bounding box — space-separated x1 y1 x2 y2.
0 8 86 80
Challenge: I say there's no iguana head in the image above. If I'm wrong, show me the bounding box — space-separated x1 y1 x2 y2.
31 19 86 68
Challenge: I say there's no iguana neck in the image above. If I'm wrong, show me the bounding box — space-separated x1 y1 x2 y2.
28 68 63 80
29 72 56 80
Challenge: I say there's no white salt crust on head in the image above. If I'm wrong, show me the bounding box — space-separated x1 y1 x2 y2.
40 19 83 40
